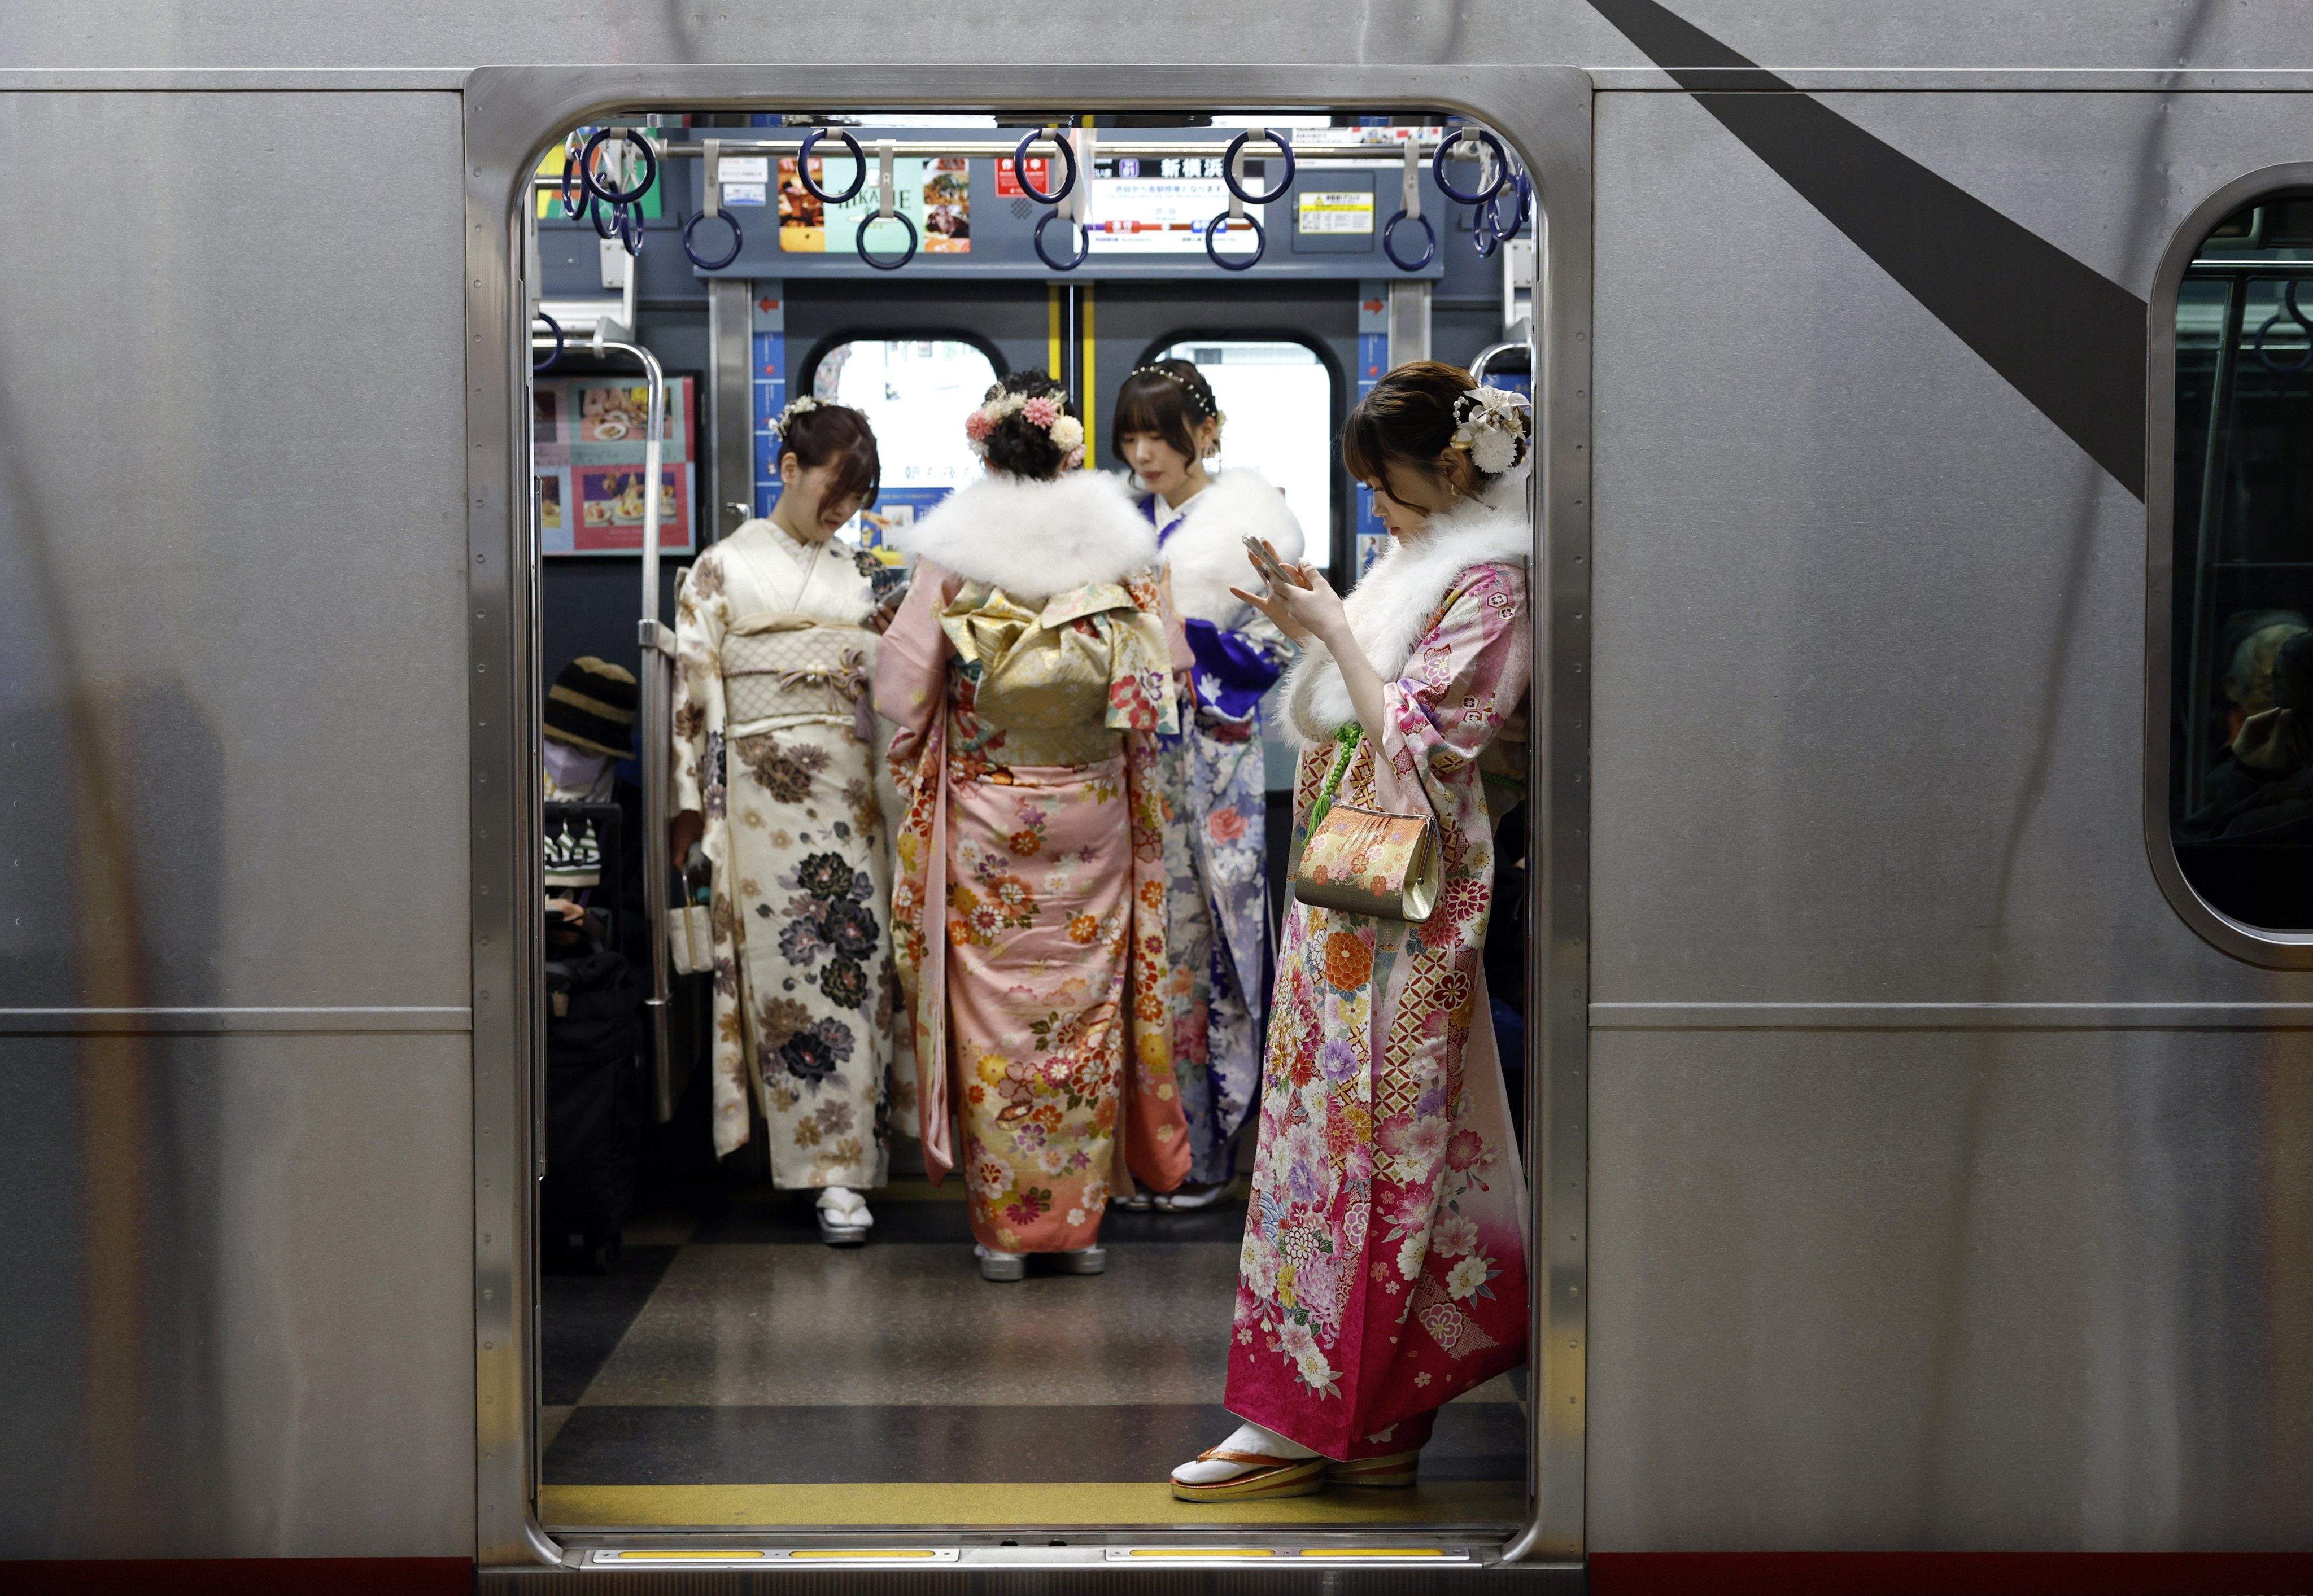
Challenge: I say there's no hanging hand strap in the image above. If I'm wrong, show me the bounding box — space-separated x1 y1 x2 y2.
1305 723 1363 833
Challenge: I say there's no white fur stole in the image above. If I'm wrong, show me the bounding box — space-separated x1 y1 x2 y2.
1282 464 1532 748
1157 469 1305 627
893 470 1156 600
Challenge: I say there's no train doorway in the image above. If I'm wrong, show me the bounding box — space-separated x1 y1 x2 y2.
470 73 1590 1575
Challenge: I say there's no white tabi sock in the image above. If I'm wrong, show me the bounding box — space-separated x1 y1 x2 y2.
1172 1420 1320 1484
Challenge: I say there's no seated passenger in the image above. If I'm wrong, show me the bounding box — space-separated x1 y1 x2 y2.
2185 629 2313 843
543 654 641 947
874 369 1190 1282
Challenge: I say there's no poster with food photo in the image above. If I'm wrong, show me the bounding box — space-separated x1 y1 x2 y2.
533 384 563 445
574 464 693 552
778 157 828 251
531 374 697 554
536 468 573 551
923 158 970 252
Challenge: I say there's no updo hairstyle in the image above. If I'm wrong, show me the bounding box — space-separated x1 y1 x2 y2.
780 401 881 509
980 369 1076 481
1341 360 1484 500
1110 357 1221 467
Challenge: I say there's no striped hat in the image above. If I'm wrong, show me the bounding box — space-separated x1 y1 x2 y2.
544 656 638 759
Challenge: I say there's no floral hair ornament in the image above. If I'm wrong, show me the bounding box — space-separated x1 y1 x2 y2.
963 387 1081 460
774 394 826 435
1449 384 1531 475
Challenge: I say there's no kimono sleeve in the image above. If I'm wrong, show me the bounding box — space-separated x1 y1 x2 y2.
1105 569 1181 735
1374 560 1532 821
871 558 957 765
670 551 728 816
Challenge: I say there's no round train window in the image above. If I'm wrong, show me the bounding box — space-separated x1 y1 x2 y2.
2168 193 2313 930
1157 339 1336 566
805 338 1000 545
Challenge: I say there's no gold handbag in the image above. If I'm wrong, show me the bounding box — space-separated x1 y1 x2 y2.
1291 725 1441 923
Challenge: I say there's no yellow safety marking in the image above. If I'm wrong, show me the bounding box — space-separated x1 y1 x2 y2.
1321 1548 1450 1556
788 1550 943 1560
602 1550 769 1560
542 1480 1523 1528
1121 1548 1276 1557
1080 284 1096 469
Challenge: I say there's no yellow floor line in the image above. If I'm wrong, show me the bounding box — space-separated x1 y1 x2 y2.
542 1480 1522 1528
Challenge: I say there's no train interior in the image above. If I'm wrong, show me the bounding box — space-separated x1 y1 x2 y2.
2167 191 2313 930
521 107 1540 1545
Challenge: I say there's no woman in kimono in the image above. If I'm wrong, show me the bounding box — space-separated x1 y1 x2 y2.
874 369 1192 1282
1172 363 1534 1501
1112 359 1303 1210
670 399 904 1247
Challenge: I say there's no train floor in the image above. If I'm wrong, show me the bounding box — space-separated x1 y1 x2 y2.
539 1176 1529 1532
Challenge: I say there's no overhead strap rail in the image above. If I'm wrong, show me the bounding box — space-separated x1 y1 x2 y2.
1207 124 1289 272
534 132 1460 163
683 136 744 270
528 128 1533 268
857 137 918 270
1035 124 1092 272
1384 134 1435 272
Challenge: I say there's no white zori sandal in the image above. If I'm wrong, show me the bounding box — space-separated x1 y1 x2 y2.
816 1187 872 1246
1169 1421 1327 1502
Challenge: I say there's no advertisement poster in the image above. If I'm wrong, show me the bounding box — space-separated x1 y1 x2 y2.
534 375 696 554
575 464 692 543
1087 156 1259 256
779 155 968 254
717 154 770 207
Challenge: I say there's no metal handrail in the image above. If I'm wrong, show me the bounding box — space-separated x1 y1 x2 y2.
540 331 677 1125
528 133 1457 174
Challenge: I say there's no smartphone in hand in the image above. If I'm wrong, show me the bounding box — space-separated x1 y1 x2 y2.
1243 534 1303 590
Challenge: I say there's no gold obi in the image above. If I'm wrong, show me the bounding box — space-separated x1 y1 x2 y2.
939 581 1134 732
721 611 879 738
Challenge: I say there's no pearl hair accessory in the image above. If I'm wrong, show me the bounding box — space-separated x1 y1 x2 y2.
1126 362 1227 457
1448 385 1531 475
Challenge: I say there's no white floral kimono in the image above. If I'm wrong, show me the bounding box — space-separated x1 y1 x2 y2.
672 519 911 1183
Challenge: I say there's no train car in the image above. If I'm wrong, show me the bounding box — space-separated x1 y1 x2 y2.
1 5 2309 1593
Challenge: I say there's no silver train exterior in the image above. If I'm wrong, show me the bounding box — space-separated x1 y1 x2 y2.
1 1 2308 1586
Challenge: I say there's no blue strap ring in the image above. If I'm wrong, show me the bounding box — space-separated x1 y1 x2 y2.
799 128 868 204
1222 128 1296 206
1013 128 1077 205
1205 211 1267 272
856 209 918 272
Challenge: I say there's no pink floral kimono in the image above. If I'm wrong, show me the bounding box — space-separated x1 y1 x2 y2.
1224 467 1534 1461
874 470 1193 1253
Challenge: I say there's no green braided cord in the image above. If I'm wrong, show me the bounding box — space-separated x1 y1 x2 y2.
1306 723 1364 835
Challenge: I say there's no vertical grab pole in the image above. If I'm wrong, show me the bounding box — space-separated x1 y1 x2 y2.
600 336 677 1123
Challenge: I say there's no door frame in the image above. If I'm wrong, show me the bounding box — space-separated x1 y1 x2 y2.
462 61 1594 1572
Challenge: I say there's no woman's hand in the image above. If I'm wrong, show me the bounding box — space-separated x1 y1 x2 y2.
670 808 705 864
1230 541 1347 649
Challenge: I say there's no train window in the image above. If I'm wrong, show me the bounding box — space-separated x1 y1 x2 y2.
2166 193 2313 932
804 337 1000 541
1155 338 1337 565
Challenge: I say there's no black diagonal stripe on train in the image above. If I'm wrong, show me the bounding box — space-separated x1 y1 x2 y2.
1586 0 2149 499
